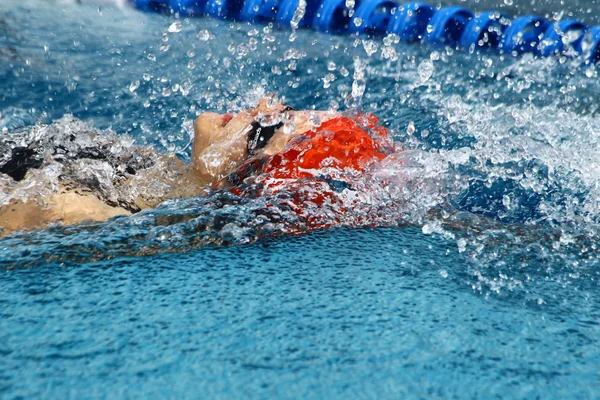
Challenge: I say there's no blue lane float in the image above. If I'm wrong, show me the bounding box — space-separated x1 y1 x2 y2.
459 11 508 50
130 0 600 63
386 2 434 42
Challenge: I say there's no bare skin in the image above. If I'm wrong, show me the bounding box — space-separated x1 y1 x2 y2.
0 188 131 235
191 99 333 182
0 99 334 235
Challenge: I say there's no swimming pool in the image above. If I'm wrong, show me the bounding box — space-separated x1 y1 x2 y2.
1 0 600 398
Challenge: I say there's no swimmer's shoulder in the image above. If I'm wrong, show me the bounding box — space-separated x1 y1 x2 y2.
0 187 131 236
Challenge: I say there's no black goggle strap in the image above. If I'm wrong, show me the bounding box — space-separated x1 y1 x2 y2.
246 106 296 155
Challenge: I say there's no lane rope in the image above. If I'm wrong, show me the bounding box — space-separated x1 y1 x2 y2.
131 0 600 63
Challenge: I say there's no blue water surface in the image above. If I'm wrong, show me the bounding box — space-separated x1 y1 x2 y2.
3 228 599 399
1 0 600 398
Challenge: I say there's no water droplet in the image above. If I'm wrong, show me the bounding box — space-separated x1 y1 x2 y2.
147 53 156 62
362 40 378 56
327 61 337 71
552 10 565 21
129 80 140 93
323 74 335 89
157 231 172 240
168 22 182 33
283 48 302 60
417 59 435 82
383 33 399 46
381 46 397 61
197 29 210 41
352 78 366 99
308 112 322 127
283 121 296 134
502 195 511 210
503 0 513 5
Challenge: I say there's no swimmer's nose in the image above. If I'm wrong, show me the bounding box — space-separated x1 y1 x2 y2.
221 113 234 126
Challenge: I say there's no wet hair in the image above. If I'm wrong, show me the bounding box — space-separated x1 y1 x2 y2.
246 106 295 155
0 147 43 181
0 141 151 184
0 117 158 213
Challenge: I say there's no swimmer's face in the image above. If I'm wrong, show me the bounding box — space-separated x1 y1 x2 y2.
192 99 334 184
191 101 293 183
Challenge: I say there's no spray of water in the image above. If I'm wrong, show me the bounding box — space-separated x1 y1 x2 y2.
2 0 600 300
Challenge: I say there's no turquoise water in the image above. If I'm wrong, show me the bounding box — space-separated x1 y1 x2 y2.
3 229 599 398
1 0 600 398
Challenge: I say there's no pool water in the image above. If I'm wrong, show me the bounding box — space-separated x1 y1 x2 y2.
1 0 600 398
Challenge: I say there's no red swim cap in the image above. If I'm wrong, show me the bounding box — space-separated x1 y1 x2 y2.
263 115 389 179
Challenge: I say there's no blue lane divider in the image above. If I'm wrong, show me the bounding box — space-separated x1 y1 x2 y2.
275 0 321 26
500 16 550 55
312 0 352 33
130 0 600 63
387 2 434 42
459 11 509 50
349 0 398 35
590 27 600 62
424 6 473 45
540 19 586 57
241 0 279 22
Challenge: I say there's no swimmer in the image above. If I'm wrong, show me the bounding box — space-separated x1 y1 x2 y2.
0 98 390 235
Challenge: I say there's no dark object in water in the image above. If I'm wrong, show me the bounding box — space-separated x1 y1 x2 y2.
0 147 43 181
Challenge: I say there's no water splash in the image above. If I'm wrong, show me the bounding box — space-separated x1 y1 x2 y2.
0 114 454 267
3 0 600 300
